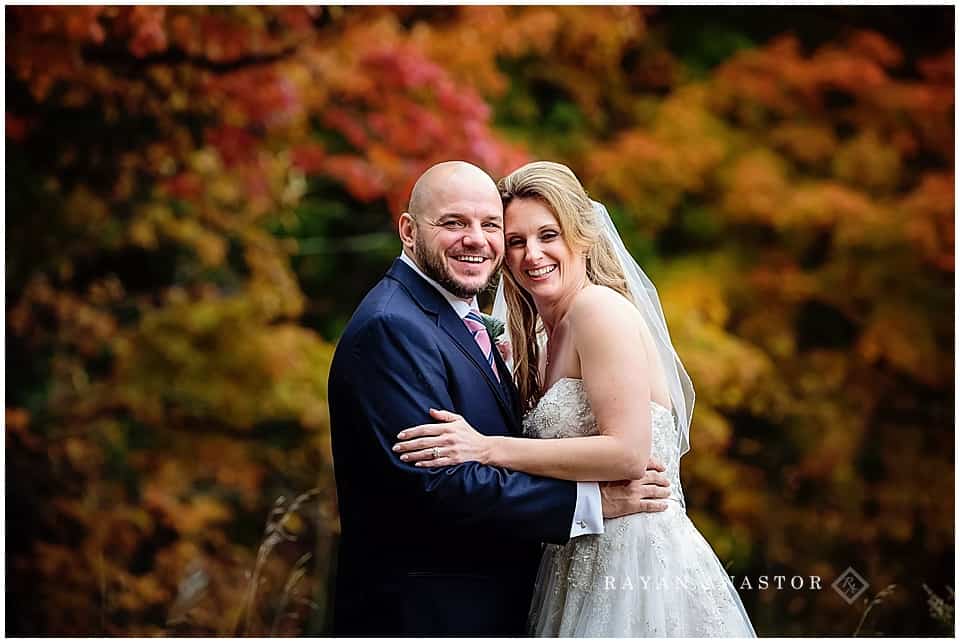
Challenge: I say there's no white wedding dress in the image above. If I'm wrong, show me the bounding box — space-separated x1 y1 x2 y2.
525 378 756 637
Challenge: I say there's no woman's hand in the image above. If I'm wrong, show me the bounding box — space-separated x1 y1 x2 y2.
393 409 491 467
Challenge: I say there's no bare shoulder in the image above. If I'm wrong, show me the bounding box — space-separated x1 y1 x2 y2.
567 285 642 340
569 284 637 320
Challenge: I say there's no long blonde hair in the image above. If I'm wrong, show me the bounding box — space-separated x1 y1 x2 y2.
498 161 632 411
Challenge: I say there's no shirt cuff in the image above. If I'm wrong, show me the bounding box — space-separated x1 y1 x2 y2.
570 481 605 537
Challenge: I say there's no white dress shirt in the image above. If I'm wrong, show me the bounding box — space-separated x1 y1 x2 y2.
399 251 604 537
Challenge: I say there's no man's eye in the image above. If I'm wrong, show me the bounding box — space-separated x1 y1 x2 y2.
483 222 502 230
442 220 465 229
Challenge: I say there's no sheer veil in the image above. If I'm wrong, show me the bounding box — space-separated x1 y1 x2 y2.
492 200 695 463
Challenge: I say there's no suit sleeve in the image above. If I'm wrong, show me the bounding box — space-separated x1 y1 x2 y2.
347 313 576 545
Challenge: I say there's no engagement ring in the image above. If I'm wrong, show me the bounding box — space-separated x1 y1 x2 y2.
433 446 441 459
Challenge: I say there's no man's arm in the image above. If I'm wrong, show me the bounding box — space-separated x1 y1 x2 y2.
575 470 672 534
348 313 577 545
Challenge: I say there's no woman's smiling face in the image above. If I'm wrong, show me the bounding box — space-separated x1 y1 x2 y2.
504 197 586 303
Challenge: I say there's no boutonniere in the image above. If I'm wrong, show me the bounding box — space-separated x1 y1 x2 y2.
478 313 505 344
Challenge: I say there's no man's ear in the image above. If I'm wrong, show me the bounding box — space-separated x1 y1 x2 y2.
398 212 416 250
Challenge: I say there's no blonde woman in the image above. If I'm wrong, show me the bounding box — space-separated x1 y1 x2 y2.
394 161 755 636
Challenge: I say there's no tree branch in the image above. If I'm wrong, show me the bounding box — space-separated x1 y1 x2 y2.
80 41 307 75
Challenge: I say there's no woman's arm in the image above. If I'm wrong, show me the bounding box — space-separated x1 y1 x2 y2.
394 286 655 482
489 286 653 480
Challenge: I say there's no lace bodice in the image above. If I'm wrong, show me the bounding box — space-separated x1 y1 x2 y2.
523 377 684 504
521 385 755 636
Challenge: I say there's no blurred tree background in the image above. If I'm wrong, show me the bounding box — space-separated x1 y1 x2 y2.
5 6 954 636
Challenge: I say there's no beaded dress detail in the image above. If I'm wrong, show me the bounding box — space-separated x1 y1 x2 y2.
524 378 756 637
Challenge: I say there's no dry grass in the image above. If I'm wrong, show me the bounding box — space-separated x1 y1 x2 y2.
236 488 321 635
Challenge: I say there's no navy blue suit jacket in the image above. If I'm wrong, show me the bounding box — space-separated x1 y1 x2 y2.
328 258 576 635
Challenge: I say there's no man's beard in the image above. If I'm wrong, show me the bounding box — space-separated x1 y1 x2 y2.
413 235 501 299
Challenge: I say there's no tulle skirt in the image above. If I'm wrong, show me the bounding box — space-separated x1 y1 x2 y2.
529 502 756 637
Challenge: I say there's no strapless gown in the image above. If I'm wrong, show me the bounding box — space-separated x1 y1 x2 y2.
524 378 756 637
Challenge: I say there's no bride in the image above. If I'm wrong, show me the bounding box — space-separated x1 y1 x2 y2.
394 161 756 637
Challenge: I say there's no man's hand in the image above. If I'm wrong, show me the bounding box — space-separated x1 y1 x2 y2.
600 459 671 518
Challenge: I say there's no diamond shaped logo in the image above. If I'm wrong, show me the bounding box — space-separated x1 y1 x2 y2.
832 566 870 605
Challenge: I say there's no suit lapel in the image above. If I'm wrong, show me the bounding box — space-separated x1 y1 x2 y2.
492 343 523 433
436 304 515 418
386 259 516 423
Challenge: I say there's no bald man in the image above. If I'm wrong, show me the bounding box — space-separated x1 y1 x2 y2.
328 162 646 635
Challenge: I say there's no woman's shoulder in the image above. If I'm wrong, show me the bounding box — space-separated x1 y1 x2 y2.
569 284 636 318
567 285 641 334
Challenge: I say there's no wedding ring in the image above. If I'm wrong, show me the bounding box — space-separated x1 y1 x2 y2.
433 446 441 459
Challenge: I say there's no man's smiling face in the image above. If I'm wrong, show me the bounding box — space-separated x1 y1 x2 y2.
402 163 505 299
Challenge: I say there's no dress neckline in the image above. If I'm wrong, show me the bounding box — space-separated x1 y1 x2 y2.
541 376 674 417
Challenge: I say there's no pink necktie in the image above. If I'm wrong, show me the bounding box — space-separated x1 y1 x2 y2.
463 310 500 381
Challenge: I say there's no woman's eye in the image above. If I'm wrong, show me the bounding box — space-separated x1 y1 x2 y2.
541 231 559 241
507 238 524 247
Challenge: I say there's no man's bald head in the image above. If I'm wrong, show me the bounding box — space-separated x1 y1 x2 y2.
407 161 500 219
398 160 505 299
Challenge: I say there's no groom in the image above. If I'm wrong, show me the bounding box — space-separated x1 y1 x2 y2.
328 161 669 635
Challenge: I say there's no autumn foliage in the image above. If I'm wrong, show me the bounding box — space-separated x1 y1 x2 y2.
6 6 954 635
